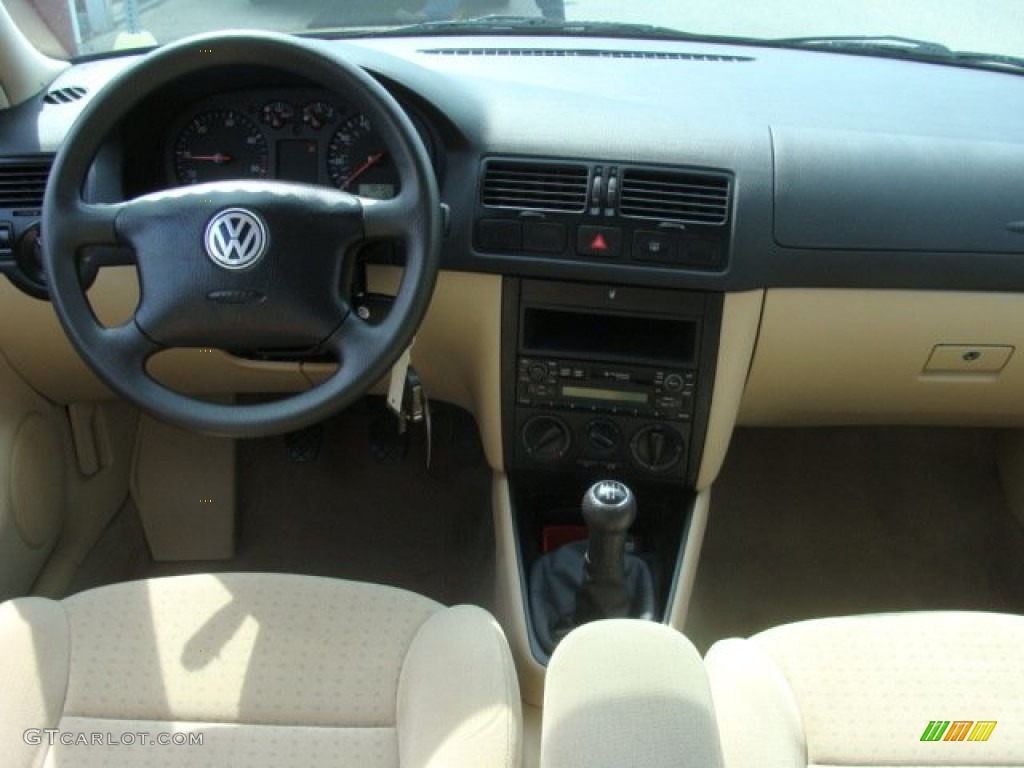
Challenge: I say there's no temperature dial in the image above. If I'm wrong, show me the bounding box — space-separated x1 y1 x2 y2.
521 416 572 463
630 424 684 472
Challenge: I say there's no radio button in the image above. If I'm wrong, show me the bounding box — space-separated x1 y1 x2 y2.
663 374 685 393
572 368 586 379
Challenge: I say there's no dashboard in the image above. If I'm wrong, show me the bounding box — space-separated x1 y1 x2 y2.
2 34 1024 480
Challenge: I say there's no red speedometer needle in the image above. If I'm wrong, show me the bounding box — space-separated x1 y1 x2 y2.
184 153 233 164
343 151 386 189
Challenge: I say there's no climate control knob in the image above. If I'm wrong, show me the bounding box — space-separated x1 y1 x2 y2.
521 415 572 462
630 424 684 472
585 420 621 453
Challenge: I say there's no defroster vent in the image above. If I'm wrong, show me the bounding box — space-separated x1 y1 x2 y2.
43 86 87 105
481 160 588 213
619 168 730 225
0 157 52 210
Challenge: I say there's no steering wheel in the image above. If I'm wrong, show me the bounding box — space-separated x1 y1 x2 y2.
42 32 441 438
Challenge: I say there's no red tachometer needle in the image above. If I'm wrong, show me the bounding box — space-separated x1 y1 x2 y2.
183 153 233 164
343 151 386 190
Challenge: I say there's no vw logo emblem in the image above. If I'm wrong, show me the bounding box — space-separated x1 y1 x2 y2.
204 208 268 270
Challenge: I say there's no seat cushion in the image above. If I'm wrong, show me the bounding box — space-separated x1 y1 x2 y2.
0 572 521 768
705 611 1024 768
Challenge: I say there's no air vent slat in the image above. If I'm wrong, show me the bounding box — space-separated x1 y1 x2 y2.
0 158 53 209
619 168 730 225
42 86 87 105
482 161 588 213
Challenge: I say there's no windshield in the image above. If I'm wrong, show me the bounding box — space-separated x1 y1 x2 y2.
7 0 1022 62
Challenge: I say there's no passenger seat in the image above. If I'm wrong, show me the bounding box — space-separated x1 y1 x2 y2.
541 612 1024 767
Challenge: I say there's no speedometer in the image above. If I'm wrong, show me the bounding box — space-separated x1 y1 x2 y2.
326 113 397 199
173 109 268 185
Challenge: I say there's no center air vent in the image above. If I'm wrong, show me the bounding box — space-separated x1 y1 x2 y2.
0 157 52 210
619 169 730 225
482 160 588 213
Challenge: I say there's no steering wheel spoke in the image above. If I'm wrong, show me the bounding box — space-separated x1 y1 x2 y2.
362 196 416 240
66 201 129 248
102 320 163 369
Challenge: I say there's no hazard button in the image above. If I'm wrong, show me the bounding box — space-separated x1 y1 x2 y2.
577 226 623 258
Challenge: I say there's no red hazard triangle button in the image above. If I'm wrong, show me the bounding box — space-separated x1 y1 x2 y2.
577 226 622 258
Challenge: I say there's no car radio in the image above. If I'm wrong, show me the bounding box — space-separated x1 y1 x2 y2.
516 357 695 422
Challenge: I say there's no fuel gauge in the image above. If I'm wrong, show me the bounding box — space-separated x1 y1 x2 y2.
303 100 336 130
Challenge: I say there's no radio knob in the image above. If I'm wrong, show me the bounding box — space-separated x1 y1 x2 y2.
630 424 684 472
529 364 548 383
522 415 572 462
664 374 685 393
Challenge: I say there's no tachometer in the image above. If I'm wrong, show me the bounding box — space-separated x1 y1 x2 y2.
326 113 397 199
173 109 268 185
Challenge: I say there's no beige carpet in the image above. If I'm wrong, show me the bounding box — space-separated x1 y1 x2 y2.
67 399 495 609
686 427 1024 651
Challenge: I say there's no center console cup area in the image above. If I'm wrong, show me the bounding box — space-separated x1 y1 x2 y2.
501 278 722 662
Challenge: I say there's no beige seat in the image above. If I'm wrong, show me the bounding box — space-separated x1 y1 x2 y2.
705 612 1024 767
0 572 522 768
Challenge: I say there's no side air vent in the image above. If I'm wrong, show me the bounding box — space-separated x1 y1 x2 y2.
619 168 730 225
0 157 52 209
421 48 753 63
43 86 87 105
482 160 589 213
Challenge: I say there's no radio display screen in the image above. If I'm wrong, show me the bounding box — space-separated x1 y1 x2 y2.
561 385 649 405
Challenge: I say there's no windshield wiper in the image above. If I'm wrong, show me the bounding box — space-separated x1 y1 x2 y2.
765 35 1024 72
769 35 952 56
321 16 752 44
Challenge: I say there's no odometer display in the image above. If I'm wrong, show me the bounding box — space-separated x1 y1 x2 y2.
173 110 268 185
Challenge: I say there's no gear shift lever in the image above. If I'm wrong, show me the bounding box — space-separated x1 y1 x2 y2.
576 480 636 620
528 479 657 656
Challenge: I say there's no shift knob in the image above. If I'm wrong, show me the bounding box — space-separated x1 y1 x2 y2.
582 480 637 535
577 480 637 620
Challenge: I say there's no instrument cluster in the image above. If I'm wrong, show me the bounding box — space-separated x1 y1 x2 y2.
166 87 429 199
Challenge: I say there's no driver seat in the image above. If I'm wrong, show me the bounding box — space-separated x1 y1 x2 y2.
0 572 522 767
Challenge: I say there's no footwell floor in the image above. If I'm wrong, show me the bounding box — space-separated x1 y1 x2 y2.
686 428 1024 651
67 399 495 609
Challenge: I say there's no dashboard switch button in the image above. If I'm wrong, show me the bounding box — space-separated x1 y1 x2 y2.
577 225 622 258
476 219 522 252
633 230 677 263
523 221 567 254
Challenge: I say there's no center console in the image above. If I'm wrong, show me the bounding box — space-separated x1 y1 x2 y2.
504 279 721 484
501 277 723 663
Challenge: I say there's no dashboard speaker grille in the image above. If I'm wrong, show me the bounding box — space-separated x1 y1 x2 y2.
482 160 589 213
619 168 730 224
0 157 52 209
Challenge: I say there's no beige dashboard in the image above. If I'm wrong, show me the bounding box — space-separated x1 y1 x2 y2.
3 274 1024 485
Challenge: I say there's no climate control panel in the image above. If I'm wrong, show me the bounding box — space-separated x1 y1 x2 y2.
515 407 689 475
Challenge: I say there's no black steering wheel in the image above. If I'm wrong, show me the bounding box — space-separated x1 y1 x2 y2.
42 32 441 438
